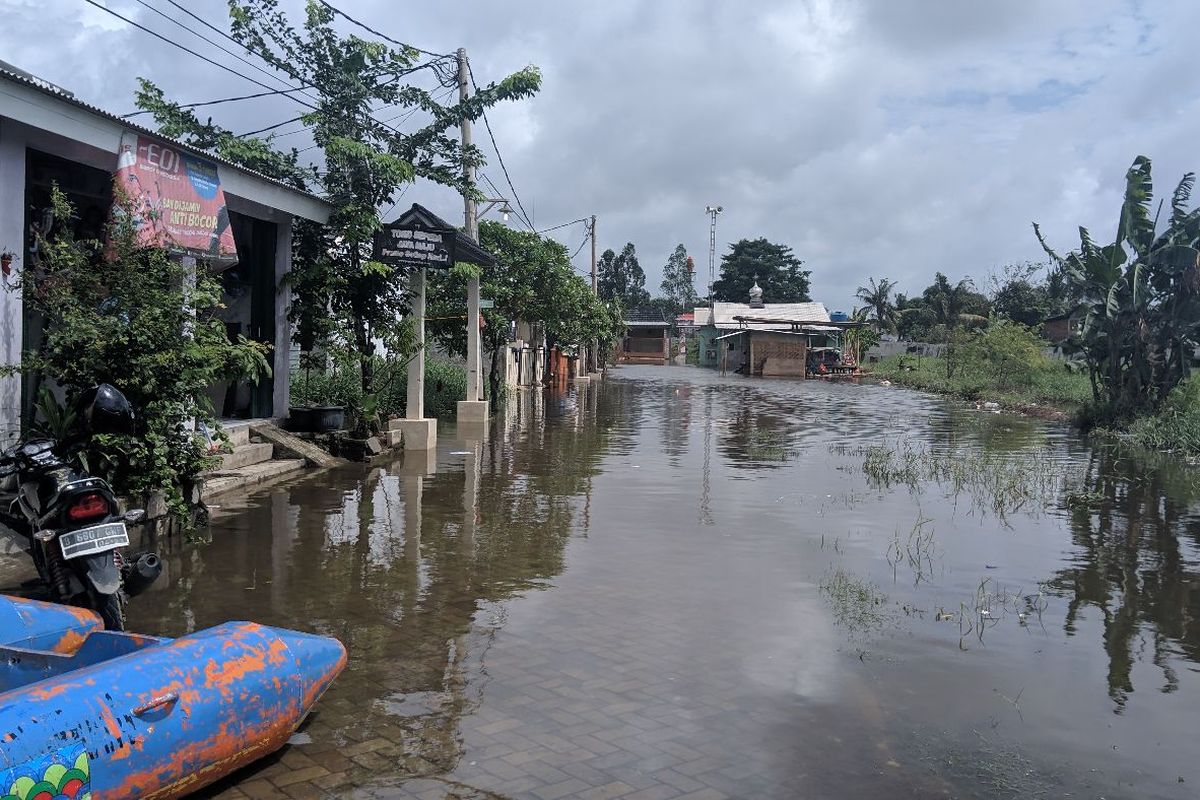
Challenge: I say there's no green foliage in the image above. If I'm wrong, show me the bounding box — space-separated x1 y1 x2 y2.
842 308 881 363
289 355 466 421
19 187 270 517
895 273 991 341
1035 156 1200 420
874 320 1089 411
659 244 697 315
1126 375 1200 456
30 387 77 442
427 221 622 398
597 243 650 310
855 277 897 332
136 0 541 423
711 238 810 303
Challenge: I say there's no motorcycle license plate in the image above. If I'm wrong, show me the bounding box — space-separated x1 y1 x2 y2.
59 522 129 560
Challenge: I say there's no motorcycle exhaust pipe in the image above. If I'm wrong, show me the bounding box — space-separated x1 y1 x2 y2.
123 552 162 598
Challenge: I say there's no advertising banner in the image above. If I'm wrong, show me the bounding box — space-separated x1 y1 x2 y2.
115 131 237 266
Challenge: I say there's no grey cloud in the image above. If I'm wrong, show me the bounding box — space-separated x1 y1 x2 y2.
5 0 1199 311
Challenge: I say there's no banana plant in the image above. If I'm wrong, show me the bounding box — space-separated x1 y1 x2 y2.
1035 156 1200 418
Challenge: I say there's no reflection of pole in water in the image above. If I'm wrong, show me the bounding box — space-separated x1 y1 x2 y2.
700 388 714 525
462 438 481 555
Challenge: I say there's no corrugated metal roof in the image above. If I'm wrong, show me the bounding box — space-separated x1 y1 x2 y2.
708 301 830 330
0 65 330 208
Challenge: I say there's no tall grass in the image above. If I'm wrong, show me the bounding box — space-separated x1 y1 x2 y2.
834 440 1081 520
872 352 1092 412
1124 375 1200 458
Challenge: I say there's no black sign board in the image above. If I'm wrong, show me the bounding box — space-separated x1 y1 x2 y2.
373 222 454 269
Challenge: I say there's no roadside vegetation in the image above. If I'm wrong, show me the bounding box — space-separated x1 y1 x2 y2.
872 321 1092 413
861 156 1200 457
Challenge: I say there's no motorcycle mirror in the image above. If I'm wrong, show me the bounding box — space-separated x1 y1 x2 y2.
122 509 147 525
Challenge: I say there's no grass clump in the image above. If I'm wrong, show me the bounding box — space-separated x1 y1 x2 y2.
820 567 892 634
1123 375 1200 459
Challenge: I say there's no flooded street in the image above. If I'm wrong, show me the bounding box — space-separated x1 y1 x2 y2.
131 366 1200 799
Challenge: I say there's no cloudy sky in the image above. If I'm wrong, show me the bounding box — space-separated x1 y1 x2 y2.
4 0 1197 310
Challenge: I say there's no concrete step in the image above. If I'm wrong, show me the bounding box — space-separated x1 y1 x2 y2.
221 423 252 447
384 430 402 448
202 458 308 499
387 417 404 432
210 442 275 472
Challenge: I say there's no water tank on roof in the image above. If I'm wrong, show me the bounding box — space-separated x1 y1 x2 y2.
830 310 849 322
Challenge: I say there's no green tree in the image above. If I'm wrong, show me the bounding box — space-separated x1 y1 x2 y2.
711 238 810 303
659 244 697 315
427 221 623 403
921 272 989 328
1036 156 1200 418
855 277 897 332
598 243 650 309
136 0 541 417
18 188 270 517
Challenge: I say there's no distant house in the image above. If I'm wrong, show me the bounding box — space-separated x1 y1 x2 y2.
1044 309 1085 344
619 307 670 365
675 311 697 336
694 304 839 376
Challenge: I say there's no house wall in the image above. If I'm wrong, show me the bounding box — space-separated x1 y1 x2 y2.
0 114 305 440
748 332 807 376
0 120 27 445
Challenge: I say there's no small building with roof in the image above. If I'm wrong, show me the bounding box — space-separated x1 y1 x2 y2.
0 61 332 442
618 306 670 365
694 282 859 376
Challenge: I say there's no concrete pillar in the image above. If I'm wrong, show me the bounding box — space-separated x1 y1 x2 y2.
457 274 489 421
0 121 25 446
272 220 293 418
398 266 437 449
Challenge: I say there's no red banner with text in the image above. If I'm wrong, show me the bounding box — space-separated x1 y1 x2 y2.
115 132 237 266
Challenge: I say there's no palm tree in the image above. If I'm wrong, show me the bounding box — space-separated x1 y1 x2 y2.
855 277 897 333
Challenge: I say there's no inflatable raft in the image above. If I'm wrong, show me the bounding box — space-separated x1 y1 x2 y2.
0 594 346 799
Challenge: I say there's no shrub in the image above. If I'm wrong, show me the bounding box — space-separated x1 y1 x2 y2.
15 187 270 518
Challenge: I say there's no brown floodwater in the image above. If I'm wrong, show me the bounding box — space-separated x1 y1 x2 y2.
125 365 1200 799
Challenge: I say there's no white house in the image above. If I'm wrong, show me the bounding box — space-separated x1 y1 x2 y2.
0 62 331 444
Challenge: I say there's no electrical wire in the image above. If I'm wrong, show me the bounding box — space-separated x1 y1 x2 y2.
81 0 322 111
121 85 311 118
239 116 307 138
314 0 452 58
132 0 318 103
538 217 590 235
467 63 535 232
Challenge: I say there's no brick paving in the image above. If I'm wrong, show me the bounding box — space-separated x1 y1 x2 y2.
148 389 944 800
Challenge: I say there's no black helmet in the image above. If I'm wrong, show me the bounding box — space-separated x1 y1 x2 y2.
78 384 135 436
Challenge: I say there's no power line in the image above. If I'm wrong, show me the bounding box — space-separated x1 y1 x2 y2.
538 217 590 235
133 0 318 103
467 63 536 232
570 235 589 261
239 115 306 138
81 0 321 112
314 0 451 59
121 85 311 118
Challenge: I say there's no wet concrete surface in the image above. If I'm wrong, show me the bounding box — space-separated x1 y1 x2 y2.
24 365 1200 798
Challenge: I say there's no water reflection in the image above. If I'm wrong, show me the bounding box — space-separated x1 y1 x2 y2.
117 366 1200 799
1048 445 1200 710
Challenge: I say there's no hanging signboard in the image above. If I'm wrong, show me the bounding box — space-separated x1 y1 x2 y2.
373 220 454 269
114 132 237 266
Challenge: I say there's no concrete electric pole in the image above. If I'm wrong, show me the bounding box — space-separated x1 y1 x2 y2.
457 47 488 422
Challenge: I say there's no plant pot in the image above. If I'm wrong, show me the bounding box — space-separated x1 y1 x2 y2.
289 406 345 433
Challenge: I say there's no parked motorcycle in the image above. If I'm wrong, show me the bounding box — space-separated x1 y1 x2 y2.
0 385 162 630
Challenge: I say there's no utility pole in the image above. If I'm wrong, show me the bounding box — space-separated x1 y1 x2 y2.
589 215 599 375
457 47 487 422
705 205 723 311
